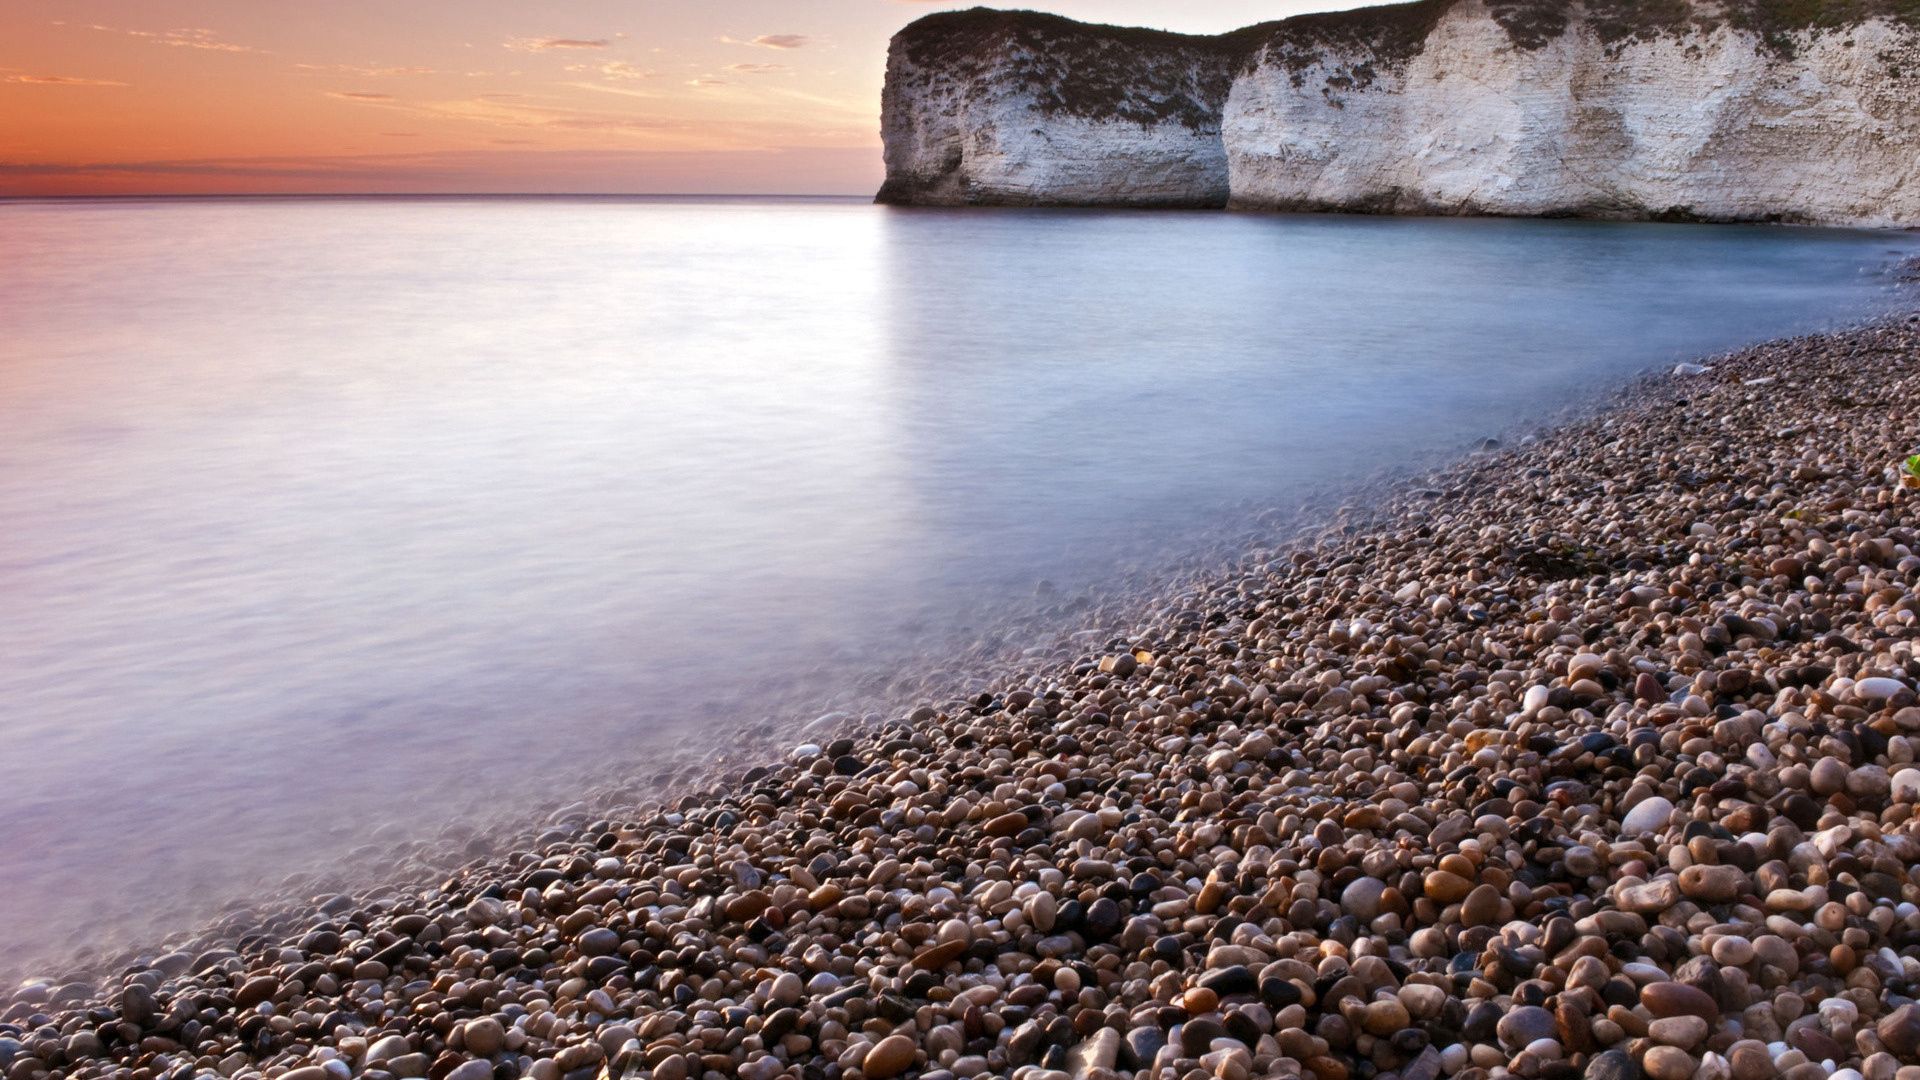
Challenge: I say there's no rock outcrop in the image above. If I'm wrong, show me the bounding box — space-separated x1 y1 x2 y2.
877 0 1920 225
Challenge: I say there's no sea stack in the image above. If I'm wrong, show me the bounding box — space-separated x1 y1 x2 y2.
877 0 1920 225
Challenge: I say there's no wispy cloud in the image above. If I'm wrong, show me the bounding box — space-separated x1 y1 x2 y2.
3 73 127 86
295 63 436 77
686 77 731 88
582 61 657 80
723 34 811 50
726 63 786 75
505 37 611 51
314 92 682 139
70 23 263 54
566 81 663 101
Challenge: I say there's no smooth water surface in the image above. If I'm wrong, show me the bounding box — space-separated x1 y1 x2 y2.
1 195 1914 975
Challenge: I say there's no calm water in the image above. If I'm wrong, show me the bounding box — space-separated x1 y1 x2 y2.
1 195 1915 977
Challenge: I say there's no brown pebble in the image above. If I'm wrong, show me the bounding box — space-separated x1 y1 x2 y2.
1460 884 1502 926
1643 1045 1697 1080
1642 981 1719 1022
911 939 968 970
862 1034 917 1078
1184 987 1219 1014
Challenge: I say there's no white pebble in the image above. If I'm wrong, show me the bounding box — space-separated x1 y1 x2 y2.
1621 796 1674 835
1855 677 1909 700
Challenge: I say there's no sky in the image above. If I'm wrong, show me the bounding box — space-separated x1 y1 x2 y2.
0 1 1352 197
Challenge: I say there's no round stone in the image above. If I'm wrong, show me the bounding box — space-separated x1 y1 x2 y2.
1642 980 1719 1021
863 1034 917 1079
1621 796 1674 835
1649 1014 1708 1050
1877 1004 1920 1058
462 1018 505 1057
1854 677 1909 700
1892 768 1920 804
1810 757 1848 796
769 971 804 1007
1461 884 1502 926
1341 876 1387 920
1583 1048 1639 1080
1424 870 1471 902
1497 1006 1558 1048
1678 864 1746 903
577 928 620 956
1710 936 1755 967
445 1062 493 1080
1643 1046 1696 1080
1361 998 1410 1036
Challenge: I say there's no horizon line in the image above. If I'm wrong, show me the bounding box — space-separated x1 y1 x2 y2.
0 191 876 202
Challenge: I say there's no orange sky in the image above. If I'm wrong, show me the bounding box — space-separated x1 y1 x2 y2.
0 1 1347 196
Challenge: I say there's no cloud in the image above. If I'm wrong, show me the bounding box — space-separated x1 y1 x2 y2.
593 61 657 80
328 91 395 101
81 24 263 54
726 63 786 75
686 77 731 87
566 81 662 101
295 63 436 77
357 94 679 138
542 116 674 132
505 37 610 51
3 73 127 86
723 34 810 49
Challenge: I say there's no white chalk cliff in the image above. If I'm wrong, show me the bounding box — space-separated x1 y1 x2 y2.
877 0 1920 226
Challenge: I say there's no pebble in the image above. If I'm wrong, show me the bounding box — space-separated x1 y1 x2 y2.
1811 756 1850 795
1461 883 1503 926
1650 1014 1710 1050
1498 1005 1558 1048
863 1034 917 1078
1340 876 1386 920
576 927 620 956
444 1062 492 1080
1621 795 1674 835
1644 1046 1698 1080
1584 1048 1639 1080
1678 863 1746 903
1710 935 1755 967
461 1017 504 1056
1423 869 1471 902
1643 981 1720 1022
1855 676 1909 700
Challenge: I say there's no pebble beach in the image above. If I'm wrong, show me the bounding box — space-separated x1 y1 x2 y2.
8 316 1920 1080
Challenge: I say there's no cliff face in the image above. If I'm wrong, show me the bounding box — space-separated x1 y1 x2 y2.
877 1 1920 225
875 11 1240 207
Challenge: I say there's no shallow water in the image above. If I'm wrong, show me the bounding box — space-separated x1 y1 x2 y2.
1 195 1914 977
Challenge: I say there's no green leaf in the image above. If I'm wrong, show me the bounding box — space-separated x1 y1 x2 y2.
1906 454 1920 477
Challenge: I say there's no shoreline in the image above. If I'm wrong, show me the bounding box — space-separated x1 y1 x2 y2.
8 315 1920 1080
